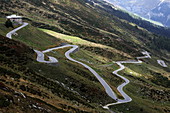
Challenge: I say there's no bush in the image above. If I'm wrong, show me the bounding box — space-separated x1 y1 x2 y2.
0 95 11 108
151 75 170 88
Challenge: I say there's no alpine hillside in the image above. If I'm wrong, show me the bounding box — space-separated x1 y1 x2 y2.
149 0 170 27
0 0 170 113
105 0 170 27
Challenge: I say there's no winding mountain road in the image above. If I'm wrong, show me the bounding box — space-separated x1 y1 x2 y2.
5 22 58 64
6 23 117 101
103 51 151 109
6 22 151 111
34 49 58 63
40 44 151 110
42 45 118 100
6 22 28 39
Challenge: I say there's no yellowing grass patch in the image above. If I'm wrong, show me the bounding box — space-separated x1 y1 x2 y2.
41 29 131 57
125 68 142 77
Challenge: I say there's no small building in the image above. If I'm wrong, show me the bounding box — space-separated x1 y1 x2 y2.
6 14 23 24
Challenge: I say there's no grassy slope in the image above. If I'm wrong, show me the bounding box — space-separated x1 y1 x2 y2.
41 29 132 60
13 21 124 100
0 19 116 112
1 18 170 112
13 24 62 50
0 22 103 112
40 29 170 113
109 55 170 113
0 0 159 56
0 35 64 113
0 0 169 112
2 0 170 59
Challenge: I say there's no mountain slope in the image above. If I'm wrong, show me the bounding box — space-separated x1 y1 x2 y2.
0 0 170 113
105 0 170 27
149 0 170 27
0 26 109 113
105 0 160 18
1 0 170 57
1 0 170 44
1 19 170 113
